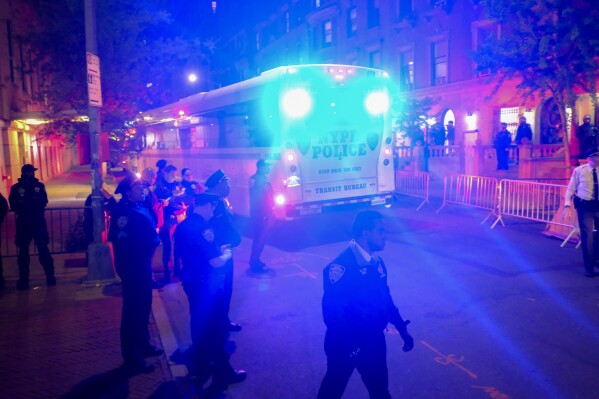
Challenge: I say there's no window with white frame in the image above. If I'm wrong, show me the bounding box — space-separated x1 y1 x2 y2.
323 19 333 47
347 7 357 37
400 51 414 90
431 41 448 86
500 107 520 141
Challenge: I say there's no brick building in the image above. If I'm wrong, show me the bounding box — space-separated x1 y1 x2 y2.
214 0 596 154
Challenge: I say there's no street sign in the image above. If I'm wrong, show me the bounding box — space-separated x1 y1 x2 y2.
86 52 102 107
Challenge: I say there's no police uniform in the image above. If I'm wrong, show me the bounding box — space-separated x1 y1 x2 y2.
155 175 184 279
8 165 54 289
248 160 274 270
174 207 237 390
205 170 241 327
318 241 410 399
108 181 160 370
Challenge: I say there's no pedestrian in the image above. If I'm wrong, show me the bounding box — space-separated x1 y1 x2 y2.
515 116 533 144
155 159 167 185
0 192 8 289
83 184 117 247
181 167 203 207
563 146 599 278
494 123 512 170
205 169 242 331
154 164 185 281
8 164 55 291
317 210 414 399
576 114 598 156
108 175 163 375
248 159 274 274
174 192 247 396
446 120 455 145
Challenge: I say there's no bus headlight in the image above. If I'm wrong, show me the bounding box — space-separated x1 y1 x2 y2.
282 88 312 118
274 194 286 206
365 92 389 115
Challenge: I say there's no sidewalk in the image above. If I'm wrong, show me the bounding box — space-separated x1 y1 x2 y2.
0 252 177 399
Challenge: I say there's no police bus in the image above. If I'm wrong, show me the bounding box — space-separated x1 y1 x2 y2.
138 64 395 219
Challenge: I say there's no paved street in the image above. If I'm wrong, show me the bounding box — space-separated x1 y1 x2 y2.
1 171 596 399
156 201 595 399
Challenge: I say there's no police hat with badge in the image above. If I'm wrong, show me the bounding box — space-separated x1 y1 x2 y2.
21 164 38 174
205 169 229 189
115 174 142 195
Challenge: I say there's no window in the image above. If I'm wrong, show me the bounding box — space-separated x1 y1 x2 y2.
368 0 380 28
400 51 414 90
369 50 381 68
499 107 520 141
396 0 413 21
431 41 448 85
474 24 499 76
323 19 333 47
347 7 357 37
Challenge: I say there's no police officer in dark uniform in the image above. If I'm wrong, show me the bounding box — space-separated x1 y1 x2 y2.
577 114 598 156
174 192 246 396
108 175 162 375
205 169 242 331
8 164 55 291
317 210 414 399
248 159 274 273
154 164 184 281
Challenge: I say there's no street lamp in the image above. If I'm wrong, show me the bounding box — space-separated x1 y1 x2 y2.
188 73 198 83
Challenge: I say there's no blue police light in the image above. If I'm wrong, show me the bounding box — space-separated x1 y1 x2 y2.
282 88 312 118
365 91 389 115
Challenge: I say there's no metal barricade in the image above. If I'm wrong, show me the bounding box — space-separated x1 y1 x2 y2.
0 208 86 258
437 174 500 224
492 180 576 245
394 170 430 210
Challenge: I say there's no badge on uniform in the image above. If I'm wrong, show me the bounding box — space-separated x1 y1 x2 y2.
34 187 40 193
329 264 345 284
202 228 214 242
18 188 25 196
116 216 128 229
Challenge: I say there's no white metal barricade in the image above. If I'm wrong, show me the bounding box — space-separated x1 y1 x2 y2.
493 180 577 246
394 170 430 210
437 174 500 224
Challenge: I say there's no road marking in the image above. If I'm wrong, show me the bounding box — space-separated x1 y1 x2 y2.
420 340 511 399
420 340 478 379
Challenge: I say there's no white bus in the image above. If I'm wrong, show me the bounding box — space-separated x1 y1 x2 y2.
138 64 395 219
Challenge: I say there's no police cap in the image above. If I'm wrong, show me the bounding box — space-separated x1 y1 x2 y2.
205 169 229 188
115 174 142 195
21 164 38 173
581 146 599 159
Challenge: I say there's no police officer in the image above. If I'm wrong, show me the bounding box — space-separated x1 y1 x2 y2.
317 210 414 399
563 146 599 277
174 193 246 396
8 164 55 291
154 164 184 281
515 116 533 144
248 159 274 273
576 114 598 155
108 175 162 375
205 169 242 331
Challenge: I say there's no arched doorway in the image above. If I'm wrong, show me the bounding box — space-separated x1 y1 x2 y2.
443 110 456 145
539 98 565 144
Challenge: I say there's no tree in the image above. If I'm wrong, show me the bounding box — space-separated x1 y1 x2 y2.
392 96 438 146
473 0 599 168
12 0 204 152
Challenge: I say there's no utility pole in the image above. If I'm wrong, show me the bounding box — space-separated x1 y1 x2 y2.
84 0 115 285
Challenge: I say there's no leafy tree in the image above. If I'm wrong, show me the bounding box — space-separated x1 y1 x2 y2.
473 0 599 167
12 0 204 154
392 96 438 146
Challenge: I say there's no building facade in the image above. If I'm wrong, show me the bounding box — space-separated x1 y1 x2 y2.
216 0 596 154
0 0 75 194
